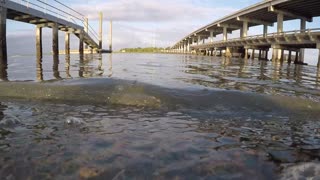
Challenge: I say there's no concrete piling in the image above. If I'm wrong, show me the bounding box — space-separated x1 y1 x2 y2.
99 12 103 50
251 49 255 59
225 47 232 57
318 53 320 68
36 26 42 59
79 31 84 56
288 50 292 64
65 32 70 55
300 19 306 63
0 6 7 63
295 51 299 64
265 50 269 60
109 20 113 52
36 54 43 81
244 48 249 59
317 44 320 68
52 23 59 61
258 50 261 60
280 49 284 63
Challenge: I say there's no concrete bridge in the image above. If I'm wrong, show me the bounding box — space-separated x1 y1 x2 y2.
0 0 108 66
171 0 320 67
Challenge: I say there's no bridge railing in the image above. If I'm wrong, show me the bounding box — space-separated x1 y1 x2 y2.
9 0 100 45
189 28 320 47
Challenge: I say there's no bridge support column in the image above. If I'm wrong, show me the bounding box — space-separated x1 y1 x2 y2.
36 48 43 81
318 51 320 68
262 50 266 60
275 13 283 62
99 12 103 50
52 23 59 61
280 49 284 63
65 32 70 55
79 31 84 56
182 43 184 53
277 13 283 34
294 51 299 64
288 50 292 64
263 25 268 38
242 21 248 38
265 50 269 60
317 44 320 68
36 26 42 59
223 27 228 41
251 49 255 60
84 17 89 50
210 31 214 43
185 42 188 53
109 20 113 52
258 50 262 60
244 48 249 59
0 5 7 81
225 47 232 57
272 45 282 61
0 6 7 63
272 48 277 61
299 19 306 63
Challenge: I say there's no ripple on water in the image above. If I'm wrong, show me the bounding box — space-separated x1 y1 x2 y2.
0 100 318 179
0 54 320 179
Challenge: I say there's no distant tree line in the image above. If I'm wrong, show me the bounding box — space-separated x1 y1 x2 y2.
119 47 171 53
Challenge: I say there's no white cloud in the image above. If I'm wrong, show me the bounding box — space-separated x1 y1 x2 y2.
71 0 237 50
6 0 238 52
75 0 236 22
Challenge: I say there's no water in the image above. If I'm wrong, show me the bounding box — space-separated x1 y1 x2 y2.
0 53 320 179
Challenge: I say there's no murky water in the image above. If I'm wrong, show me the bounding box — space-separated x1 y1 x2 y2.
0 53 320 179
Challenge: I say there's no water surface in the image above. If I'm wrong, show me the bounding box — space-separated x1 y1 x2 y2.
0 53 320 179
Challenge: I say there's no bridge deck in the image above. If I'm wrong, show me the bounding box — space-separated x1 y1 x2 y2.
172 0 320 67
192 29 320 50
4 0 99 49
175 0 320 44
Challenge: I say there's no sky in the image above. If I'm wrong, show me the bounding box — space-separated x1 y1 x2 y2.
6 0 320 65
7 0 262 53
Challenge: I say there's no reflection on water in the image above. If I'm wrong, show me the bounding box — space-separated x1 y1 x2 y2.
0 103 5 121
53 56 61 80
36 54 43 82
0 61 8 81
2 54 320 100
1 54 320 179
2 53 320 101
65 54 71 79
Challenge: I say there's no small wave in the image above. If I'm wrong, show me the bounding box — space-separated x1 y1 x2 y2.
0 79 319 115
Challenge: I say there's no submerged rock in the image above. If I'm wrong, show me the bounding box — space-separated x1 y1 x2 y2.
0 115 21 127
65 117 85 126
267 150 298 164
110 93 161 107
79 167 100 179
280 162 320 180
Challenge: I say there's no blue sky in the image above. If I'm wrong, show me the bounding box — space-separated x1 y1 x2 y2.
6 0 320 64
